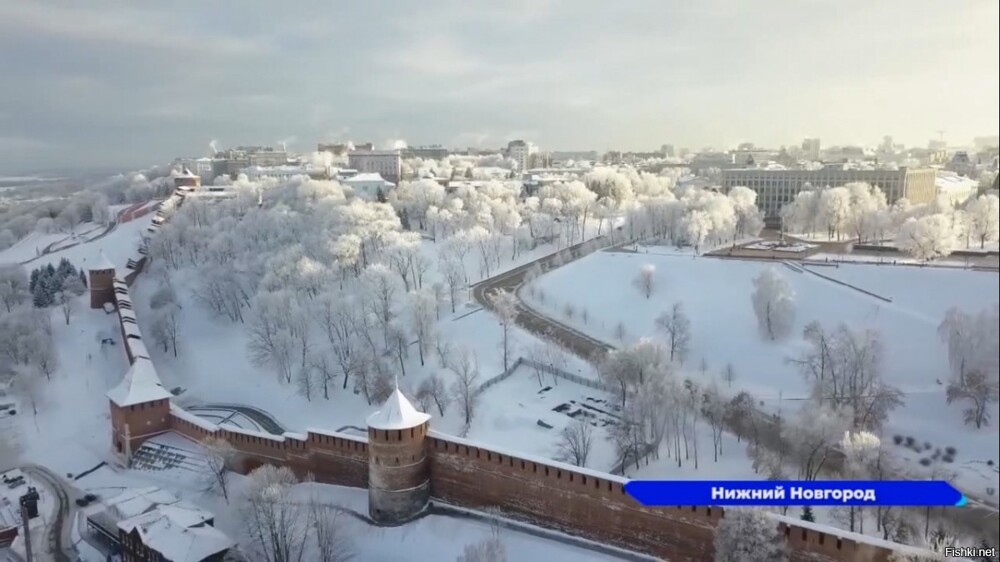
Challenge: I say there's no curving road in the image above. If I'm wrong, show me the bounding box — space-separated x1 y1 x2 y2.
473 236 1000 544
191 403 286 435
20 464 75 562
473 235 617 361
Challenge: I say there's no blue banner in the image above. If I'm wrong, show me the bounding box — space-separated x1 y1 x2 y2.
624 480 966 507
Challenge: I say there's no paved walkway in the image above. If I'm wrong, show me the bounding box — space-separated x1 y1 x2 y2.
192 403 286 435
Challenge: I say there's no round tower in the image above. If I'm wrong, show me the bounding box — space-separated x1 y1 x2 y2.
88 252 116 309
366 387 431 524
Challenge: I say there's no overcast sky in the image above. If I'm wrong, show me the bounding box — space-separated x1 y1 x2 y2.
1 0 997 173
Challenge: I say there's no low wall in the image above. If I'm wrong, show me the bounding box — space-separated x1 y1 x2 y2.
168 407 369 489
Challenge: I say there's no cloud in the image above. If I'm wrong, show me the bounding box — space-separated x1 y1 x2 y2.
0 0 996 173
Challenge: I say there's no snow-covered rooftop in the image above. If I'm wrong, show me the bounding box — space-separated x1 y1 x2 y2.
345 172 392 184
366 388 430 430
118 502 233 562
107 358 172 406
94 250 116 272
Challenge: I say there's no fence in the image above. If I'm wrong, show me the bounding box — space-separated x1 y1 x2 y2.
475 357 615 395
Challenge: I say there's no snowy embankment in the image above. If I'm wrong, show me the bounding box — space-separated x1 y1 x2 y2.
131 231 598 450
527 246 999 499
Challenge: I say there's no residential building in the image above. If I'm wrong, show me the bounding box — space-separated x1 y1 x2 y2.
240 164 328 181
801 138 821 160
401 145 450 160
661 144 675 157
720 165 936 218
85 487 235 562
551 151 599 165
342 172 394 200
173 158 215 182
212 146 289 179
507 140 537 172
946 151 976 177
348 150 401 184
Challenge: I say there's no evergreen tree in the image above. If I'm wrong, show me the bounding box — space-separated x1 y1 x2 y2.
57 257 74 278
29 268 40 293
801 506 814 522
464 167 474 179
376 187 387 203
79 269 87 288
45 263 56 279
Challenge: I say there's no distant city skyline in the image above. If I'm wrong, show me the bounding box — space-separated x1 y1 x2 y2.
0 0 997 173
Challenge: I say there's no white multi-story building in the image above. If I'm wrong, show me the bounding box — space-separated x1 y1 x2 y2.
720 165 937 219
507 140 538 172
342 173 394 201
347 150 401 184
240 164 328 182
173 157 215 182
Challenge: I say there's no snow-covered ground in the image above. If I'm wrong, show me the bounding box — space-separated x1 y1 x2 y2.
527 246 1000 499
130 233 597 442
0 220 112 266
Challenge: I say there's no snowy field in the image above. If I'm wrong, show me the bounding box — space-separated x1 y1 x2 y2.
0 221 108 265
528 246 1000 498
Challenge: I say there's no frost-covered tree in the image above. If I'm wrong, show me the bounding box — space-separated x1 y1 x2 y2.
788 403 850 480
819 186 851 240
599 339 670 408
0 266 29 312
202 437 238 503
751 267 795 340
409 289 437 366
308 500 354 562
449 347 480 432
555 419 594 467
487 289 519 371
946 370 999 429
727 186 765 242
416 373 450 416
840 430 881 532
790 322 903 431
240 465 310 562
965 194 1000 249
712 508 787 562
655 302 691 363
896 214 956 261
632 264 656 299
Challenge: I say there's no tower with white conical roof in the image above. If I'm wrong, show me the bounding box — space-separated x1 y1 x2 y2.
107 357 173 464
366 385 431 524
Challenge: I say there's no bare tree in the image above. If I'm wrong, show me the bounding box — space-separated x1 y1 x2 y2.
457 536 506 562
240 465 311 562
150 303 180 357
789 323 903 431
409 289 437 366
722 363 736 388
309 501 355 562
632 264 655 299
702 382 726 462
57 291 76 325
0 266 30 312
449 347 480 433
487 289 519 371
946 370 998 428
416 373 450 416
555 419 594 467
655 302 691 363
439 253 466 313
202 437 238 502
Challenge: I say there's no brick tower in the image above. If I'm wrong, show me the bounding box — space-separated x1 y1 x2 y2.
366 387 431 524
88 252 116 309
107 358 173 464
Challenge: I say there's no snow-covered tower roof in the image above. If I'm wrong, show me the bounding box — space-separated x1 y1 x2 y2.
366 387 430 430
92 250 116 272
107 358 172 407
